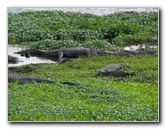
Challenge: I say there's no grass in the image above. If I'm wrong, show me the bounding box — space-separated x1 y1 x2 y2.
8 54 158 121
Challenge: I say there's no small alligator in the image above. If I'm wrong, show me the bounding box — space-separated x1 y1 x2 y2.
8 74 78 85
14 47 114 62
97 63 135 77
8 55 23 64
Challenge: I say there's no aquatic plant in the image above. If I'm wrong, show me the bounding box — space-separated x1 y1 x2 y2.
8 11 158 50
8 54 158 121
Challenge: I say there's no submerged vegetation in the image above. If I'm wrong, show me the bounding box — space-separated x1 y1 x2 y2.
8 10 158 121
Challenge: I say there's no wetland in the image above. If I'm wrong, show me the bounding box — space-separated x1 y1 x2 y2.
8 8 159 121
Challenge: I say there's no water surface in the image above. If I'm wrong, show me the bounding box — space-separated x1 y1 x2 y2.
124 43 158 51
8 45 55 67
8 7 158 15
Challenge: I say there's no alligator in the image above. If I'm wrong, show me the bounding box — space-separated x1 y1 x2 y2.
14 47 157 63
14 47 114 62
8 55 23 64
8 74 78 85
97 63 135 77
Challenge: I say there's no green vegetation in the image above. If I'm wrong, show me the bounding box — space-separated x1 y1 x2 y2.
8 11 158 50
8 10 158 121
8 54 158 121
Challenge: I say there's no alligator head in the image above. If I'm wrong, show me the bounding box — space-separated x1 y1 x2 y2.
8 55 23 64
14 49 41 58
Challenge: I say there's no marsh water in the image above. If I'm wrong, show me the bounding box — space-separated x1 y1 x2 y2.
124 43 158 50
8 7 158 15
8 45 55 67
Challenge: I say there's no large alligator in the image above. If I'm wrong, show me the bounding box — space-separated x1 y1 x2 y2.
14 47 114 62
14 47 157 63
8 74 77 85
8 55 23 64
97 63 135 77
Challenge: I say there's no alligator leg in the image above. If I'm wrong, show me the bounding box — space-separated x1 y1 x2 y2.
90 50 98 56
58 51 64 62
57 51 73 63
25 51 30 58
85 50 91 57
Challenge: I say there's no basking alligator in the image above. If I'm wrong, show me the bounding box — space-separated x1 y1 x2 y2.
8 74 77 85
14 47 156 63
14 47 114 62
8 55 23 64
97 63 135 77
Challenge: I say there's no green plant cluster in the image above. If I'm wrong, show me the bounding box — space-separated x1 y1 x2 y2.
8 81 158 121
8 54 158 121
8 11 158 50
27 39 112 50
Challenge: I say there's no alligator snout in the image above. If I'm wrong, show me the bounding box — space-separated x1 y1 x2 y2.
8 55 23 64
14 51 30 58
